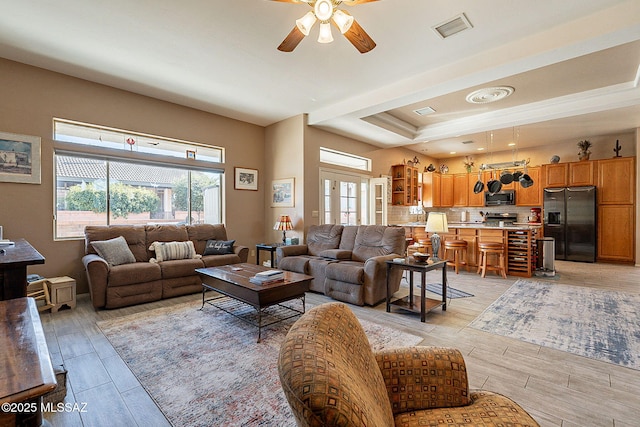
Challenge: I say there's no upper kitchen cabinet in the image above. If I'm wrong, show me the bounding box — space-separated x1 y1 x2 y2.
453 173 469 207
391 164 419 206
543 163 568 187
440 174 454 207
569 161 596 186
422 172 441 207
516 167 541 206
597 157 635 205
468 173 484 207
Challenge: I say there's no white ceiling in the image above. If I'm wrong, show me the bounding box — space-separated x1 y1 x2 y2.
1 0 639 158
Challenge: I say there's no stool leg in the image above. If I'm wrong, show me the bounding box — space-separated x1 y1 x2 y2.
499 253 507 279
480 251 488 278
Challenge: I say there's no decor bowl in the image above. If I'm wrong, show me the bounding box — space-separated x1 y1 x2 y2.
413 252 430 263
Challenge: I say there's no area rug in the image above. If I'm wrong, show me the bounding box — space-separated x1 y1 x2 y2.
98 299 422 426
469 280 640 370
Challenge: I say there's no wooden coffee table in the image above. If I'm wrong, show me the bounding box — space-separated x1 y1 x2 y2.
195 263 313 342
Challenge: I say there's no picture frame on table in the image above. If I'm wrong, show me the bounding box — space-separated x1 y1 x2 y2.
234 167 258 191
0 131 41 184
271 178 294 207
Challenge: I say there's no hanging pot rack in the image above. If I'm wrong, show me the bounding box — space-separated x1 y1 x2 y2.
479 159 529 171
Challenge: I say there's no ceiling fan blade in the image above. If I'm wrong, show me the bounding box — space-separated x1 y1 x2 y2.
343 18 376 53
341 0 378 5
278 26 306 52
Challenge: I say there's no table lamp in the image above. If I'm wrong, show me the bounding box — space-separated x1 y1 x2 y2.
274 215 293 245
425 212 448 261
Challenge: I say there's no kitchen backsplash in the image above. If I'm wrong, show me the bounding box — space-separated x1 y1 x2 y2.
388 205 537 225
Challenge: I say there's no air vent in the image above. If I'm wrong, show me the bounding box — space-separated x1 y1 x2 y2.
433 13 473 39
461 140 474 145
413 106 436 116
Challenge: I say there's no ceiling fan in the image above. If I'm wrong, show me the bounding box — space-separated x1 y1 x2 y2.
273 0 377 54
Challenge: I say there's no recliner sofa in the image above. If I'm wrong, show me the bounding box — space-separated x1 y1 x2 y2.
276 224 405 306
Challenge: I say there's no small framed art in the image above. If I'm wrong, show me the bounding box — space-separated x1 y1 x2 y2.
0 131 41 184
234 167 258 191
271 178 294 207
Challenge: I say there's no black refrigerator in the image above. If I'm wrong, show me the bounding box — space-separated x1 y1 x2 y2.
543 186 596 262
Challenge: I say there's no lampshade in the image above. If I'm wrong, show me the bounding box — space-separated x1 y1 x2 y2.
317 22 334 43
296 11 316 36
332 10 354 34
274 215 294 231
425 212 448 233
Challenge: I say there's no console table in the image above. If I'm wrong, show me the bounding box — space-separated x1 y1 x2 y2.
0 297 56 426
386 259 448 322
0 239 45 301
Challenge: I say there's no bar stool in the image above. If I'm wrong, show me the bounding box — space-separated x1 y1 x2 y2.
477 242 507 279
444 240 468 274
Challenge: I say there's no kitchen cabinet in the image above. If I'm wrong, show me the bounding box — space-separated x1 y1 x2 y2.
422 172 440 207
598 205 634 263
543 163 568 187
597 157 635 205
468 173 484 207
515 167 541 206
569 161 595 186
391 164 419 206
440 174 454 207
453 173 469 206
506 230 534 277
456 228 478 268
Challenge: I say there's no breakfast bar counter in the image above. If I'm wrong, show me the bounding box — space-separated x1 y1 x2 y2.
398 222 542 277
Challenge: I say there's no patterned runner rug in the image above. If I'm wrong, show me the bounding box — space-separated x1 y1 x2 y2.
98 299 422 426
469 279 640 370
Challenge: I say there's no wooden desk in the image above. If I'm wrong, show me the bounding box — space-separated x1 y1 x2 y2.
0 239 45 301
0 297 56 426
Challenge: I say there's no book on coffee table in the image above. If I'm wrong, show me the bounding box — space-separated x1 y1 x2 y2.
249 269 284 285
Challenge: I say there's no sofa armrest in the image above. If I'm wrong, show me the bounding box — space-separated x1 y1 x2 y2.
374 346 471 414
233 245 249 263
82 254 110 309
276 244 308 264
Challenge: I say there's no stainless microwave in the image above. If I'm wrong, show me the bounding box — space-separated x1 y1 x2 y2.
485 190 515 206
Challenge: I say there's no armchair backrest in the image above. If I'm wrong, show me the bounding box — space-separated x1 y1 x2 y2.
278 302 394 427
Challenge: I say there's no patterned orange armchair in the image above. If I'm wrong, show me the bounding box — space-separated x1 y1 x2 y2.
278 302 540 427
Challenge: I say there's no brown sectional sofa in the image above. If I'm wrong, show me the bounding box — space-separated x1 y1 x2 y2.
83 224 248 309
276 224 405 306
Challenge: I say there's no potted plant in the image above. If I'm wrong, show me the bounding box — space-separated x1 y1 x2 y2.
463 156 474 173
577 140 592 161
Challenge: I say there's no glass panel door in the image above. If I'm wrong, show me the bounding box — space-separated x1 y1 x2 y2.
320 170 364 225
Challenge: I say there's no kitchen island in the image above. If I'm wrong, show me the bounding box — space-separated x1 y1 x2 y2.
399 222 542 278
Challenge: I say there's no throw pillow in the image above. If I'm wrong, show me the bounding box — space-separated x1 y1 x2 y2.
203 239 235 255
91 236 136 266
148 241 201 263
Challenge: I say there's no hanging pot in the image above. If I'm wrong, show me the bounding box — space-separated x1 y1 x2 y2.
487 171 502 194
500 169 514 184
512 170 523 181
473 170 484 194
519 166 534 188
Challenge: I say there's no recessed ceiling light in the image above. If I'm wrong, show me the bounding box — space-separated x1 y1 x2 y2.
450 151 456 154
414 106 436 116
508 142 516 146
466 86 515 104
477 147 485 151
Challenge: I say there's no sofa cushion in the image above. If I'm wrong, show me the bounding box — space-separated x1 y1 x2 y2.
85 225 148 262
201 253 242 267
145 225 189 259
187 224 229 254
325 262 364 284
107 262 162 287
203 239 235 255
148 241 201 263
318 249 352 260
306 224 344 256
352 225 405 262
159 258 206 279
91 236 136 266
279 256 309 274
339 226 359 251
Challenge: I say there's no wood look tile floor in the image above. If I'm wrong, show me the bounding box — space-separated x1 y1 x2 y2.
39 260 640 427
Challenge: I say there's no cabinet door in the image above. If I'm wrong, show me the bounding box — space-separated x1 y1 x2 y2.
468 174 484 207
598 205 634 262
440 174 453 207
453 174 468 206
569 161 595 186
456 228 477 267
597 157 635 205
516 167 541 206
543 163 568 187
391 165 405 206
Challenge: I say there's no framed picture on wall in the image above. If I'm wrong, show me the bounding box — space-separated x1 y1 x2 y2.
234 167 258 190
271 178 294 207
0 131 41 184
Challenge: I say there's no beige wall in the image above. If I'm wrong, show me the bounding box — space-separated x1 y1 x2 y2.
0 58 265 293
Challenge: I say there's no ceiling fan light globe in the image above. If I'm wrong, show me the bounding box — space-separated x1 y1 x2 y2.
332 10 354 33
314 0 334 21
296 11 317 36
318 22 334 43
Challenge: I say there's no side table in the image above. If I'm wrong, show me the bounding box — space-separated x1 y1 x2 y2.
386 258 448 322
256 243 283 268
48 276 77 313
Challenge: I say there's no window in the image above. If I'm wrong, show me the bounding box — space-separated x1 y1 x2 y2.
320 147 371 172
53 120 224 239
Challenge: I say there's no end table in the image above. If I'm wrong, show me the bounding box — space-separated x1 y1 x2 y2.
48 276 77 313
256 243 283 268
